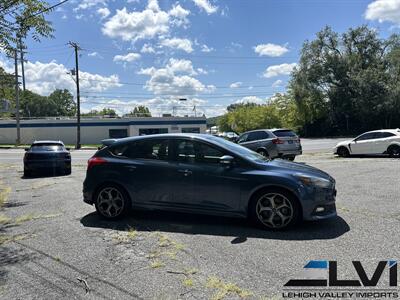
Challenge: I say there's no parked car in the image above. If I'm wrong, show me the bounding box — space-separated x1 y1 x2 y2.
24 141 71 177
236 129 302 160
83 134 336 230
218 131 239 142
334 129 400 157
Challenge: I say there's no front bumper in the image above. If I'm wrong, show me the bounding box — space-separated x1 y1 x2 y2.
302 188 337 221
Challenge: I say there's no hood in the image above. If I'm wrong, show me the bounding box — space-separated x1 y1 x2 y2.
259 159 333 181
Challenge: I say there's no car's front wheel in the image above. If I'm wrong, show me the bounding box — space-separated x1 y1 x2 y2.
249 188 300 230
337 147 350 157
388 145 400 158
95 184 131 219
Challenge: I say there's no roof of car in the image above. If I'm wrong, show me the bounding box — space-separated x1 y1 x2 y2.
239 128 293 135
364 129 400 134
32 140 64 145
102 133 217 145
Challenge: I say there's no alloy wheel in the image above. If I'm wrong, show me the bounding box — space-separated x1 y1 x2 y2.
256 193 294 228
97 187 125 218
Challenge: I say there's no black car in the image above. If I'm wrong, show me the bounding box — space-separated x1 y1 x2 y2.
83 134 336 230
24 141 71 177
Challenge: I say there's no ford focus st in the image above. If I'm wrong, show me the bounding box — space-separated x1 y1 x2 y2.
83 134 337 229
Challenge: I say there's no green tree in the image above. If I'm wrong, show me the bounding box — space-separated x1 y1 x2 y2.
82 108 117 117
20 89 57 117
290 26 400 136
129 105 151 117
48 89 76 116
0 0 54 53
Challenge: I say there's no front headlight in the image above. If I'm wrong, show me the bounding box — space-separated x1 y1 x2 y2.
294 173 332 189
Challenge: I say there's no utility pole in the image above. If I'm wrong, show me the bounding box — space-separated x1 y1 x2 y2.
14 49 20 145
19 37 26 91
69 41 81 149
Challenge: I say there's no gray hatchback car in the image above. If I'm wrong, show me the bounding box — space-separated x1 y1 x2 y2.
83 134 336 230
237 129 302 160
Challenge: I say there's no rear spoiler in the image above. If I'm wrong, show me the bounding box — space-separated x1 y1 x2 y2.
99 139 119 150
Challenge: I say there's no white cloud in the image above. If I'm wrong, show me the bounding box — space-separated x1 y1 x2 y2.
201 44 214 52
169 4 190 26
74 0 107 11
254 43 289 57
88 52 103 59
272 79 283 88
365 0 400 25
102 3 169 42
263 63 297 78
230 82 242 88
236 96 266 105
0 59 121 96
97 7 110 19
138 58 214 96
192 0 218 14
160 38 193 53
196 68 208 75
113 52 141 63
141 44 156 53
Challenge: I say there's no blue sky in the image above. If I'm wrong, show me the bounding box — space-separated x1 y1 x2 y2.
3 0 400 116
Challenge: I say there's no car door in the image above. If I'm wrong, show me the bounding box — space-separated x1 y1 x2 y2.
238 131 259 151
349 132 377 154
112 138 175 206
170 138 243 213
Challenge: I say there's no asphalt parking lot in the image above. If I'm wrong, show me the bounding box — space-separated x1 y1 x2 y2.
0 142 399 299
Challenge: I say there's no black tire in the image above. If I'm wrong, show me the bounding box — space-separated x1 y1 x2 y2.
257 149 269 158
248 188 301 230
94 183 131 220
286 156 295 161
387 145 400 158
64 166 72 175
337 147 350 157
24 169 32 177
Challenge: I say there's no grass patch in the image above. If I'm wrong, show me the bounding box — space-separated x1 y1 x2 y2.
150 260 165 269
127 227 138 239
0 214 11 225
0 233 31 245
14 213 62 224
0 185 11 208
182 277 194 287
206 276 253 300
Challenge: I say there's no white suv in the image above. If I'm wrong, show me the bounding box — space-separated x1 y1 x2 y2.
334 129 400 157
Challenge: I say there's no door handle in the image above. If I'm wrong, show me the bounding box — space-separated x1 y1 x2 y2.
178 169 192 176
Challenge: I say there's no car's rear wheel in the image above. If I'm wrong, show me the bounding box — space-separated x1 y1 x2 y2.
337 147 350 157
388 145 400 158
249 188 300 230
286 156 295 161
257 149 269 158
64 165 71 175
95 184 130 219
23 168 32 177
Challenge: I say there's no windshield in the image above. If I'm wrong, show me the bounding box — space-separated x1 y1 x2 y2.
205 135 269 163
31 144 64 151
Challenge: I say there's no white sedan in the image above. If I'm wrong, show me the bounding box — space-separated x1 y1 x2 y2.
334 129 400 157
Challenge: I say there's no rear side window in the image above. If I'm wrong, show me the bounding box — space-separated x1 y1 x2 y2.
378 132 395 138
272 130 297 137
110 139 170 161
31 144 64 151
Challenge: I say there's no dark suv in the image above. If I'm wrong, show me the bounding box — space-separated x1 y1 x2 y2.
236 129 302 160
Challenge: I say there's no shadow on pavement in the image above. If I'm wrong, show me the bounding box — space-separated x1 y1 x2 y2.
80 210 350 242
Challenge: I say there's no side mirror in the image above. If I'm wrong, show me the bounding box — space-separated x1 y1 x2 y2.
66 147 71 151
220 155 235 166
24 148 29 151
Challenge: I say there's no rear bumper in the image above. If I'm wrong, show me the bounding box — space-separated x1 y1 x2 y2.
278 149 302 157
24 160 71 170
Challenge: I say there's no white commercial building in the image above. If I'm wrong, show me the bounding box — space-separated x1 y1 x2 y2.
0 117 207 145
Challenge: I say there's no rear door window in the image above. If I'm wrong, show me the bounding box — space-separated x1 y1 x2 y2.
111 139 170 161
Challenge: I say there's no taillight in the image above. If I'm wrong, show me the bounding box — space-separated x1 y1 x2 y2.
87 157 107 170
272 138 284 144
